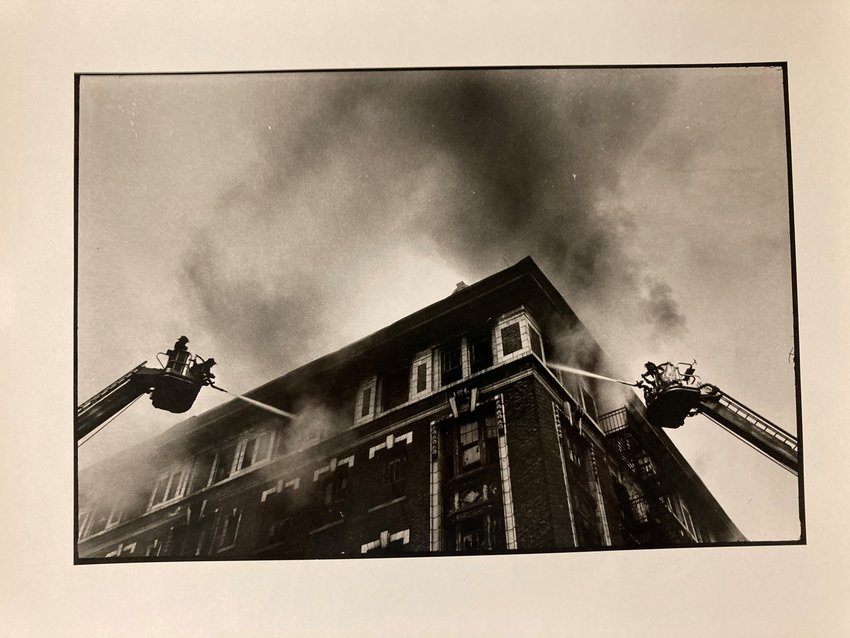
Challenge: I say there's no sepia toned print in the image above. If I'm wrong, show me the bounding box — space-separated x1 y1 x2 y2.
75 66 801 561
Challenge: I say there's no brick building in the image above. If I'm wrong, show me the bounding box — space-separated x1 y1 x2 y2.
76 257 744 560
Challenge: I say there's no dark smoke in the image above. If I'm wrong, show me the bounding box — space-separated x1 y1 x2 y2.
182 69 687 381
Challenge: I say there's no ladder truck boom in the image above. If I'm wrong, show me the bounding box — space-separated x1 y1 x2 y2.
640 361 798 475
76 337 216 443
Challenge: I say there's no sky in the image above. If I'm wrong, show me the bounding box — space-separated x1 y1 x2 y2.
76 67 799 541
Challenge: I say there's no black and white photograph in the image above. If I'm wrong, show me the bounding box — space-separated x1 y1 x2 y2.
5 2 850 635
76 66 801 561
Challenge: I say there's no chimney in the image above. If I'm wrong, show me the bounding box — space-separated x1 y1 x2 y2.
452 281 468 294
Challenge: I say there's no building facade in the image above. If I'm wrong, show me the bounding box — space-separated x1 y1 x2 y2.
77 258 744 560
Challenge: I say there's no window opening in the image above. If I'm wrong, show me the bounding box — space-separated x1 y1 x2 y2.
217 508 241 551
191 450 216 492
381 364 410 411
501 323 522 356
164 468 185 501
361 386 372 417
415 363 428 393
469 326 493 373
241 431 272 470
529 326 543 359
441 341 463 386
213 443 237 483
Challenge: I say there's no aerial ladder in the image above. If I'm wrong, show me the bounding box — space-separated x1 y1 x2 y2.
639 361 799 475
76 336 216 443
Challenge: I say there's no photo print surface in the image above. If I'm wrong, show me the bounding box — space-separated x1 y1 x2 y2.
75 66 801 561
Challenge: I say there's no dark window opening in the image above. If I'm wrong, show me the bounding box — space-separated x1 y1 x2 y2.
217 508 241 551
381 365 410 411
501 323 522 356
213 444 237 483
361 386 372 417
191 450 216 492
451 511 503 552
415 363 427 393
441 342 463 386
469 327 493 373
383 456 407 486
261 489 295 547
316 468 349 522
529 326 543 359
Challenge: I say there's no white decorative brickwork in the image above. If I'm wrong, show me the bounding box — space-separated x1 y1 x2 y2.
553 403 578 545
368 430 413 459
313 455 354 482
495 395 517 550
360 528 410 554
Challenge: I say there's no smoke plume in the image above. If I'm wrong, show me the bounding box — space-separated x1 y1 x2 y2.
182 69 687 383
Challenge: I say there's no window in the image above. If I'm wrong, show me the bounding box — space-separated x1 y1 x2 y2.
217 508 242 552
459 421 482 468
240 431 272 470
383 456 406 486
105 502 124 529
361 386 372 417
446 409 498 476
149 466 190 510
529 326 543 359
415 363 427 393
191 450 216 492
262 488 295 546
381 364 410 411
468 327 493 373
213 443 237 483
324 472 348 509
452 512 503 552
315 466 348 523
580 387 598 422
441 341 463 386
78 509 92 540
164 468 185 501
501 323 522 356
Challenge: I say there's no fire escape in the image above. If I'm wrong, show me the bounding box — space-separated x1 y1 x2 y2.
598 407 699 547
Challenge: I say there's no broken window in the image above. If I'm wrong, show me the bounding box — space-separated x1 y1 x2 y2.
444 408 498 478
459 421 482 469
